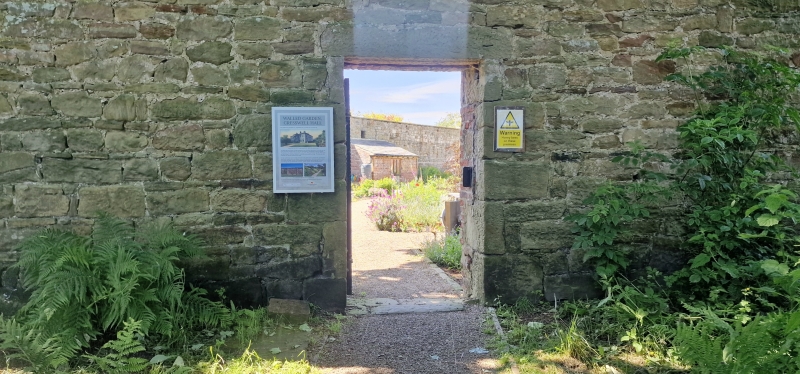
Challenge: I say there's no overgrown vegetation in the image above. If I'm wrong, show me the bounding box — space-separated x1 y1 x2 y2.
0 215 323 373
422 231 462 270
498 47 800 372
364 176 458 232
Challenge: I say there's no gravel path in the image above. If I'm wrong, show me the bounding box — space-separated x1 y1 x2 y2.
349 199 459 299
311 199 499 373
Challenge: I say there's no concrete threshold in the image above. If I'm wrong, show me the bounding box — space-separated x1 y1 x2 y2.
347 297 464 315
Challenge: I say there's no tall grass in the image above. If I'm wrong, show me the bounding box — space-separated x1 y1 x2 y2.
422 232 462 270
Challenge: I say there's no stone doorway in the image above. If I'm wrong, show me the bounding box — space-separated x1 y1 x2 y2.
341 62 481 308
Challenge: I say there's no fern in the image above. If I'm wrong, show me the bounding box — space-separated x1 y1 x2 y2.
1 214 231 369
675 309 800 373
84 318 149 373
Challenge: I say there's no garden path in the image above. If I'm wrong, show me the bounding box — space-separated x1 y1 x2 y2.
310 199 500 373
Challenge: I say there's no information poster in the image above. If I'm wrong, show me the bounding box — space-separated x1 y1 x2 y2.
494 106 525 153
272 107 335 193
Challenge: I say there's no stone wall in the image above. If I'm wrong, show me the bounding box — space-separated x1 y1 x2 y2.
350 117 459 170
370 156 418 182
0 0 350 313
0 0 798 310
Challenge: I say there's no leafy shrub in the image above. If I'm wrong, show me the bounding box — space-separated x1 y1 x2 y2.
0 215 232 370
374 177 397 194
353 179 375 198
563 46 800 370
365 180 446 232
420 166 451 182
423 232 462 269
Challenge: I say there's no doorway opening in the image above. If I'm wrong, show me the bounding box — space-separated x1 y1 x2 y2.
342 62 479 313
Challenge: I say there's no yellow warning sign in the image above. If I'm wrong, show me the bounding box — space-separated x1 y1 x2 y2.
495 108 524 152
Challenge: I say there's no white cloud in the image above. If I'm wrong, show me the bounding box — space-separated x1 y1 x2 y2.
377 79 460 104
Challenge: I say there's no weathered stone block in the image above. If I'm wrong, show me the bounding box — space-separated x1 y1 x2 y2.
234 17 282 40
21 131 66 153
624 102 668 119
117 55 154 83
147 188 209 215
6 19 83 40
486 5 541 28
0 195 13 218
15 185 69 218
271 90 314 104
160 157 192 180
72 2 113 21
287 186 347 223
105 131 148 152
252 224 322 257
1 118 61 131
89 23 138 39
528 65 567 89
229 85 270 102
259 61 301 87
521 220 573 251
154 59 189 82
177 16 233 40
484 254 544 303
51 92 102 118
597 0 642 10
632 60 675 85
211 189 267 212
78 185 146 217
123 159 158 181
256 256 321 280
6 2 57 17
153 125 205 151
544 273 601 301
191 65 229 86
140 23 175 39
304 278 346 313
66 129 104 152
190 226 249 246
481 160 550 200
192 151 252 180
104 95 147 121
698 31 733 48
151 97 236 120
17 93 53 116
32 67 71 83
187 42 234 65
115 2 156 21
0 153 34 175
232 115 271 151
42 159 122 183
236 43 274 59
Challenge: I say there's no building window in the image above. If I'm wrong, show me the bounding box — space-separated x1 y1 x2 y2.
360 130 366 138
392 159 401 176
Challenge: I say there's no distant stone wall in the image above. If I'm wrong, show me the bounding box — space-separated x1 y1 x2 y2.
350 117 459 171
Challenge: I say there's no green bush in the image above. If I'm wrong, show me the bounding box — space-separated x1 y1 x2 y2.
420 166 451 182
423 232 462 269
562 46 800 370
0 214 232 370
366 180 446 232
353 179 375 198
374 177 396 194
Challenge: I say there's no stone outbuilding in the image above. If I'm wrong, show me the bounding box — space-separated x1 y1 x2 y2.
350 139 418 182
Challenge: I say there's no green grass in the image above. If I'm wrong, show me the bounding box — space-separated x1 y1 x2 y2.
422 232 462 269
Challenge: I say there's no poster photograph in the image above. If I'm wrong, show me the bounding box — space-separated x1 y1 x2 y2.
494 106 525 153
272 107 335 193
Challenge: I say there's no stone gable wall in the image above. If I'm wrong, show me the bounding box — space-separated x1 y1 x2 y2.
349 117 459 171
0 0 798 311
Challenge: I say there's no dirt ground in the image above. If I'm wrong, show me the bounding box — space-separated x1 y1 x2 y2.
310 199 500 374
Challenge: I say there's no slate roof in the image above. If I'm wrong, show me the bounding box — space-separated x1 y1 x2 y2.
351 138 417 157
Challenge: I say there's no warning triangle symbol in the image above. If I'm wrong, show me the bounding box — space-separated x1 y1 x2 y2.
500 112 520 129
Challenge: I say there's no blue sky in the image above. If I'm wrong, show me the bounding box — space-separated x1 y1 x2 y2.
344 70 461 126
